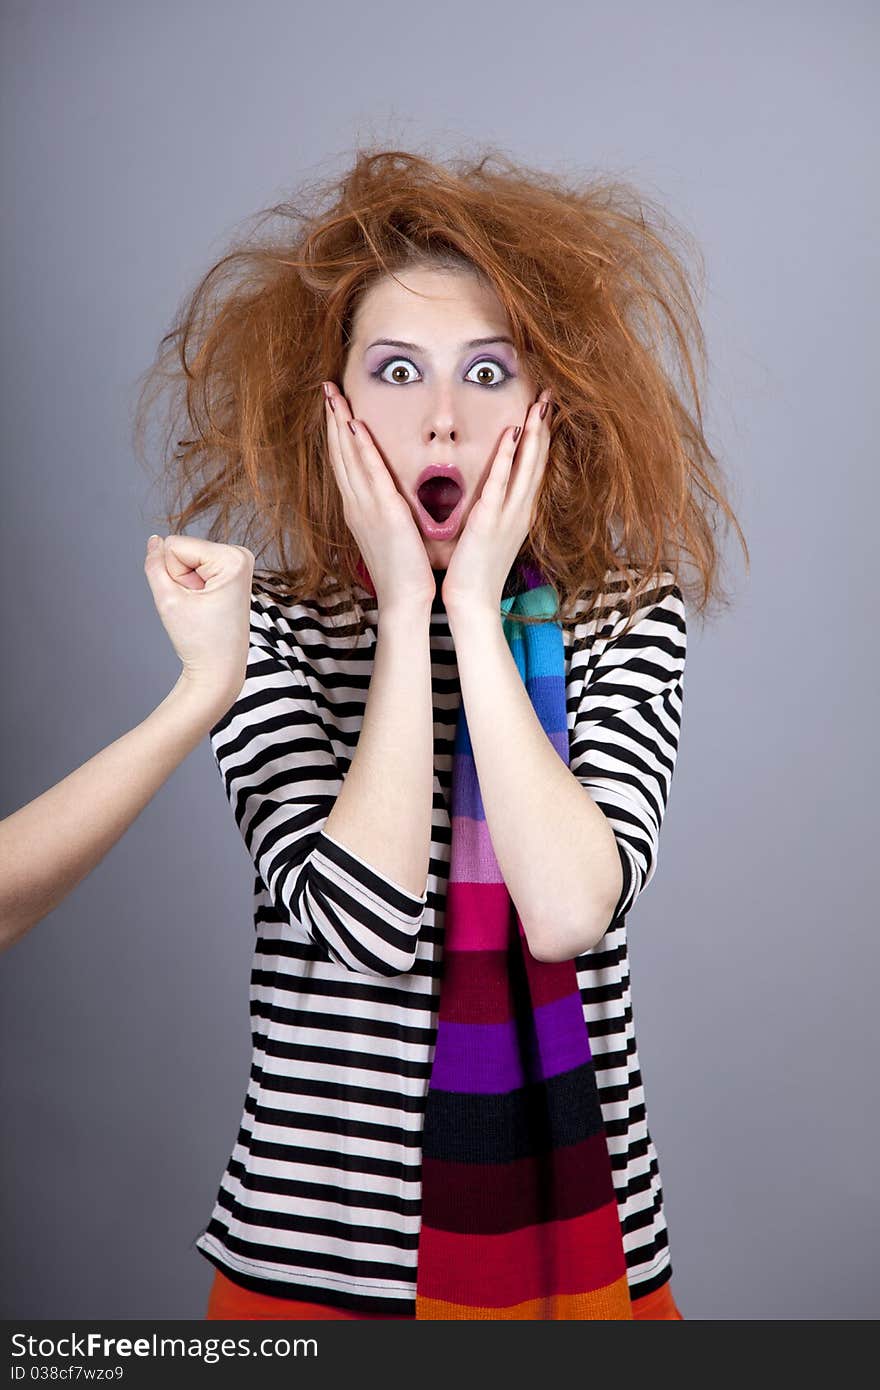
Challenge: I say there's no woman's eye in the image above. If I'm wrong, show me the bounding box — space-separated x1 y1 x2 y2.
465 358 510 387
376 357 419 384
373 356 511 387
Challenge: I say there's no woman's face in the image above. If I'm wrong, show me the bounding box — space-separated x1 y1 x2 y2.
340 265 538 570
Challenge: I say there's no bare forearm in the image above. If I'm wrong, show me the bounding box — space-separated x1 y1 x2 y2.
0 677 231 951
447 606 623 960
323 602 435 899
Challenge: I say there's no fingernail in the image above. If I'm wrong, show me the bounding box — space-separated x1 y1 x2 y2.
348 420 357 436
512 425 522 442
539 400 548 420
147 534 160 549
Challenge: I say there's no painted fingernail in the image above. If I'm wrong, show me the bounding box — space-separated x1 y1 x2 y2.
348 419 357 436
512 425 522 442
539 400 549 420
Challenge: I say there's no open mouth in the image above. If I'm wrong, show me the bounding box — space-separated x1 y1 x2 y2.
416 476 463 523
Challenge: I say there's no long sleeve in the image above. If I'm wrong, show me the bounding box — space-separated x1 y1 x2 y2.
209 592 428 977
568 574 687 928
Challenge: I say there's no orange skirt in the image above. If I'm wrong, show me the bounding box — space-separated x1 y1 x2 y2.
206 1266 684 1320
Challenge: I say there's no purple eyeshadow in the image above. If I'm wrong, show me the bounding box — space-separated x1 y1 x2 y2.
364 346 517 380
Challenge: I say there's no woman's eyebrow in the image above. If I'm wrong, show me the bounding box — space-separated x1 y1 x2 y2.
364 335 515 353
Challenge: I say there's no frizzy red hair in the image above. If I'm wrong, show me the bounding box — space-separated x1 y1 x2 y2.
133 145 748 642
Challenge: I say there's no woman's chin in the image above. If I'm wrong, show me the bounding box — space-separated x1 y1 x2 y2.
424 536 455 567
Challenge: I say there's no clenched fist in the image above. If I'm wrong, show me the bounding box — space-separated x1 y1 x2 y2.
143 534 254 704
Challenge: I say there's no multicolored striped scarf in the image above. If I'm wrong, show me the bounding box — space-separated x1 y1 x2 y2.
355 554 632 1320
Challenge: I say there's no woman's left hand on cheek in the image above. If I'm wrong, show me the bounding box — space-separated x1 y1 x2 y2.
441 389 553 616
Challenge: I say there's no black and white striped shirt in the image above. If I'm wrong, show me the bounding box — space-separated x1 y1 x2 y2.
194 567 687 1314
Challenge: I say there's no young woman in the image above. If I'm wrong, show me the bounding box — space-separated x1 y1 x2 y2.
134 147 748 1321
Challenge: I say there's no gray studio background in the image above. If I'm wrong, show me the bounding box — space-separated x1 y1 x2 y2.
1 0 876 1321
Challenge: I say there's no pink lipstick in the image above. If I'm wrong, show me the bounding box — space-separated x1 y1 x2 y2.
412 464 466 540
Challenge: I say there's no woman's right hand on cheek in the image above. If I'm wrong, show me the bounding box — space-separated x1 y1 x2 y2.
143 534 255 707
323 382 436 616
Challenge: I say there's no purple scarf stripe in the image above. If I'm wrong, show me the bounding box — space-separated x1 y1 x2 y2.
430 991 594 1093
